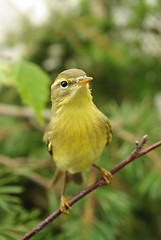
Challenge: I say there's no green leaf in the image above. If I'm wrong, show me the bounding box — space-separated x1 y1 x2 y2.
0 60 13 86
0 186 23 194
11 60 50 122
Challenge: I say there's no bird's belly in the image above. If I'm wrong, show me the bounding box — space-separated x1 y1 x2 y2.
54 138 104 174
51 117 107 174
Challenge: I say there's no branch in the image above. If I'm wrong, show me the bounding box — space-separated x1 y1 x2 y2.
0 155 52 189
20 136 161 240
0 103 50 119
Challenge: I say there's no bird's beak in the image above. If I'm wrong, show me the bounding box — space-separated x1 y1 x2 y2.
76 76 93 86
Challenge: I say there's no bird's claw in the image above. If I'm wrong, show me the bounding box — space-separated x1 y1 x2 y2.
93 164 113 185
100 168 113 185
60 196 72 215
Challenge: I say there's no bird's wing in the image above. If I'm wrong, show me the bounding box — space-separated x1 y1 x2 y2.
43 124 53 156
106 118 112 146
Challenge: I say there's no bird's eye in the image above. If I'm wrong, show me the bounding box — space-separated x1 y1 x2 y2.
60 81 68 88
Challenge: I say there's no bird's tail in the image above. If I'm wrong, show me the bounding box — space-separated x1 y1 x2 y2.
50 168 83 188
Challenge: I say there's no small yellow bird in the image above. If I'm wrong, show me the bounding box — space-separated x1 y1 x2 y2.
43 69 112 214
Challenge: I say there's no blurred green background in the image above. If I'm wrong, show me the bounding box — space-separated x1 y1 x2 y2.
0 0 161 239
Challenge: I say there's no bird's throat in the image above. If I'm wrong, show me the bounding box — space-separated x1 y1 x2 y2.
52 85 93 113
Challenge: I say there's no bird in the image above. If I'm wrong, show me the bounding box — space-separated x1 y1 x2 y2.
43 68 112 214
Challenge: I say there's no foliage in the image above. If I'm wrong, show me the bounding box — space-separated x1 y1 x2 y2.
0 0 161 240
0 60 50 122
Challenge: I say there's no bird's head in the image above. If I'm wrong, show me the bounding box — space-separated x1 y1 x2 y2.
51 69 93 106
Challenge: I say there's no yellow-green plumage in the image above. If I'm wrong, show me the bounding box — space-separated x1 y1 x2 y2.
43 69 112 174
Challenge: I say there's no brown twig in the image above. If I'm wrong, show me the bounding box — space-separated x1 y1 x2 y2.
0 155 52 189
0 154 51 168
0 103 50 119
115 129 161 167
20 136 161 240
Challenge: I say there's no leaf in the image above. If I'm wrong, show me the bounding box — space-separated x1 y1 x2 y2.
11 60 50 122
0 186 23 194
0 60 13 86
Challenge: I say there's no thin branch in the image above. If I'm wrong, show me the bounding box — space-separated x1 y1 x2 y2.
0 155 52 189
0 154 51 169
20 137 161 240
0 103 50 119
115 129 161 167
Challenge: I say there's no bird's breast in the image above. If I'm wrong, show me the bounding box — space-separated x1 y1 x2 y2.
49 104 107 173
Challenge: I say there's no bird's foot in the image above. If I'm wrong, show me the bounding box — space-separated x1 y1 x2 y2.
60 195 72 215
93 164 113 185
99 168 113 184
